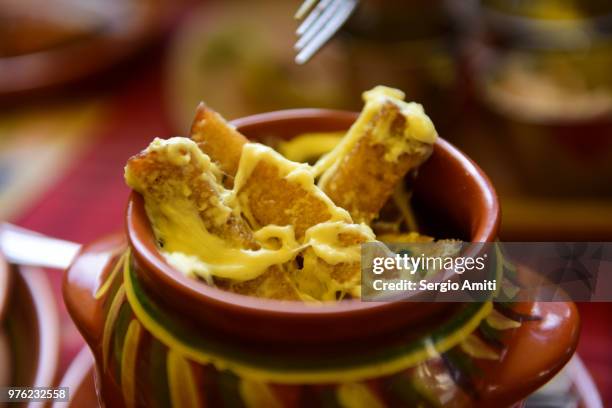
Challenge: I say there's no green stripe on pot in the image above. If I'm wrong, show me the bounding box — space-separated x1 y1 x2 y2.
113 301 133 381
149 338 172 408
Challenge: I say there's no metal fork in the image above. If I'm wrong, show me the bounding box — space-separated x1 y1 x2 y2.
294 0 359 65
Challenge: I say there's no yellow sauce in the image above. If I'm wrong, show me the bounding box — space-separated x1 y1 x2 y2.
277 131 343 163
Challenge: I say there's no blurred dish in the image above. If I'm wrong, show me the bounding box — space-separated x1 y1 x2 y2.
0 259 60 393
501 197 612 241
461 1 612 197
0 0 176 96
166 0 349 128
338 0 461 133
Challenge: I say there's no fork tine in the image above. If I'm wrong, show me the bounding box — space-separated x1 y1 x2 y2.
295 0 319 20
295 0 343 50
295 0 357 64
296 0 333 36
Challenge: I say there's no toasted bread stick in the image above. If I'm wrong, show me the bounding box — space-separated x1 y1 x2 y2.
315 86 437 224
190 103 247 182
235 148 341 240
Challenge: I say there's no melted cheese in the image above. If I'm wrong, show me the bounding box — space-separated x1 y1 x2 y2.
392 185 419 233
144 137 223 180
277 131 343 163
305 222 374 265
146 196 301 283
313 85 438 179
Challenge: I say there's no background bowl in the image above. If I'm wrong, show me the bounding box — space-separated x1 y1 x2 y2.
0 253 60 392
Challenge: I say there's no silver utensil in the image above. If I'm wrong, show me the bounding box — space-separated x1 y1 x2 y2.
0 223 81 269
294 0 358 64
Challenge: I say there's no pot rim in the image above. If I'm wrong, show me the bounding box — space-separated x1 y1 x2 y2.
126 108 500 321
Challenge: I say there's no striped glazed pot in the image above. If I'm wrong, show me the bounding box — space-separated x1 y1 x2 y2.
64 110 579 407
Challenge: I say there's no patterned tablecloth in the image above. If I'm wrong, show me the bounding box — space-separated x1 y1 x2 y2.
1 51 610 404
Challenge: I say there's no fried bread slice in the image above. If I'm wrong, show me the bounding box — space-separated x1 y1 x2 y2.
315 86 437 224
125 137 251 248
232 143 374 300
191 103 247 185
125 137 301 299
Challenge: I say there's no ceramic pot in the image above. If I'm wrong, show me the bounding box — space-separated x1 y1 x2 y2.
64 109 579 408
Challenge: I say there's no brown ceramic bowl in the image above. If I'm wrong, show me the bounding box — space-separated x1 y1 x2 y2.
0 0 179 97
0 254 60 391
65 109 580 407
126 109 500 344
